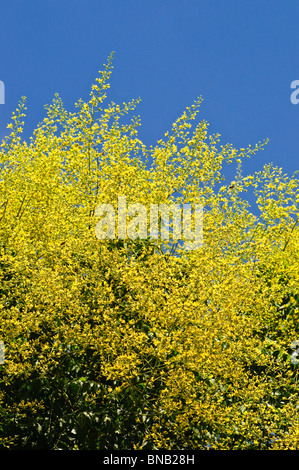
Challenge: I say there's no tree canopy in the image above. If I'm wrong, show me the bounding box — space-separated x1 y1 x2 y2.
0 54 298 450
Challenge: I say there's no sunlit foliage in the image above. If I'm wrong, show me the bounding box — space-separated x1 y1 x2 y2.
0 53 298 449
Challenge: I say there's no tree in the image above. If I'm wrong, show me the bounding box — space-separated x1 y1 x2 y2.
0 53 298 449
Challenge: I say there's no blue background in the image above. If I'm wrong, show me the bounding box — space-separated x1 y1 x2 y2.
0 0 298 190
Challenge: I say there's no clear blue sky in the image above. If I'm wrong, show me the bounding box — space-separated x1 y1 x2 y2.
0 0 298 189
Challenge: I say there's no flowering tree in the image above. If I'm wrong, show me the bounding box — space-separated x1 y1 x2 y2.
0 54 298 449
